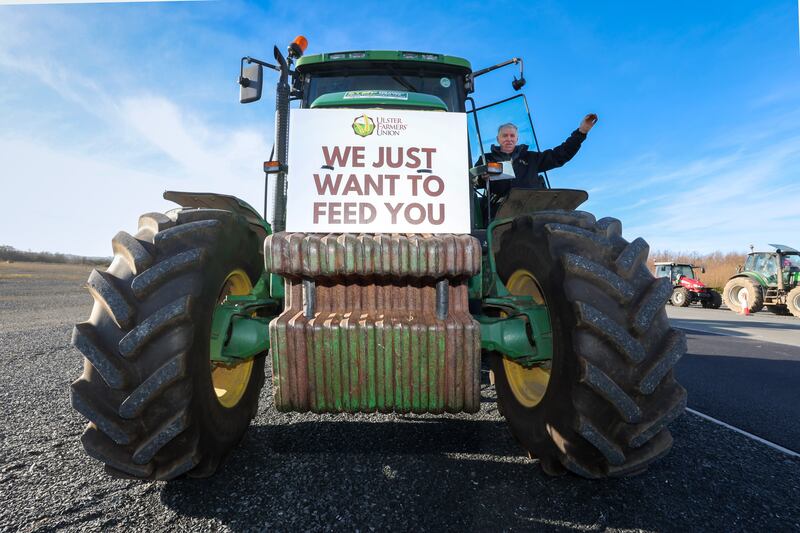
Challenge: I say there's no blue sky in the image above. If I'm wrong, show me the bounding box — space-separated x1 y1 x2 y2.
0 0 798 256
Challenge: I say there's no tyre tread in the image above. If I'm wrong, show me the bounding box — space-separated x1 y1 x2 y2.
132 407 192 465
629 388 687 448
118 296 192 358
71 379 134 445
111 231 152 274
72 323 128 389
87 269 135 329
575 301 646 363
579 359 642 423
563 253 635 303
131 248 206 299
81 426 154 478
577 416 625 465
631 278 673 335
119 352 187 419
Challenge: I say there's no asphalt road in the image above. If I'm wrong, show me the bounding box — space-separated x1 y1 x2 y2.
1 263 799 532
668 305 800 454
666 305 800 347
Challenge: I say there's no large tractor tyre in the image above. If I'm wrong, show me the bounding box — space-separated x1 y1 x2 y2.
787 287 800 318
722 277 763 314
670 287 691 307
70 208 266 480
489 211 686 478
701 290 722 309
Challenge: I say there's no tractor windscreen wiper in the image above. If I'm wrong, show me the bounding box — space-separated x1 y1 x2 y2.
387 67 418 92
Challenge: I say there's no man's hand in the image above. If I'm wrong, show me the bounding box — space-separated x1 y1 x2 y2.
579 113 598 134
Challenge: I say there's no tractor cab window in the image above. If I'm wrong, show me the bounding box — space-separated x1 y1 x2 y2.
304 69 465 111
673 265 694 279
468 94 536 166
761 256 778 282
655 265 670 278
751 254 766 274
783 253 800 271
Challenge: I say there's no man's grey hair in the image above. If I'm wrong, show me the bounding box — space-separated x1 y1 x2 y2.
497 123 518 135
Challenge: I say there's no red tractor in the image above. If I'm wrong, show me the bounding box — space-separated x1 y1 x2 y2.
654 262 722 308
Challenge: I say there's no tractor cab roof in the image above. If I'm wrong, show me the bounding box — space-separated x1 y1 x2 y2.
746 246 800 257
768 244 799 253
654 262 696 267
295 50 472 73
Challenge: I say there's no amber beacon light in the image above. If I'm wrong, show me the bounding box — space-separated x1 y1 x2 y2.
289 35 308 58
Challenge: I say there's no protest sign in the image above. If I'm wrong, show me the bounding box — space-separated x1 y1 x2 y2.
285 108 470 233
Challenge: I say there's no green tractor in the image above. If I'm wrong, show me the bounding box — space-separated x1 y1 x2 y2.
70 36 686 480
722 245 800 317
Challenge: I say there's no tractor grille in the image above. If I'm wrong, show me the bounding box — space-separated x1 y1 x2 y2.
265 233 481 414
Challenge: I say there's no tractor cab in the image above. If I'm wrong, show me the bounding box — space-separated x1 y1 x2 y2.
238 43 586 232
742 246 800 288
294 51 470 112
654 262 701 284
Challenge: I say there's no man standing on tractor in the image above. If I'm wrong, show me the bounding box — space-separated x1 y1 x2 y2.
481 113 598 195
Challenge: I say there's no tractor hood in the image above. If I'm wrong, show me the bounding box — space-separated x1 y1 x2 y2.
678 276 706 290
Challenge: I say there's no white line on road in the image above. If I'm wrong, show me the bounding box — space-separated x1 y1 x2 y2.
687 408 800 458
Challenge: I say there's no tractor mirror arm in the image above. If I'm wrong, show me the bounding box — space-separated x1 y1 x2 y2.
466 57 526 92
239 55 299 104
242 56 297 77
242 56 280 72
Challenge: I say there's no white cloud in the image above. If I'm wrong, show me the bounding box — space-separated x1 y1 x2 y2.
620 135 800 252
0 62 269 256
119 96 266 182
0 8 271 256
0 120 268 257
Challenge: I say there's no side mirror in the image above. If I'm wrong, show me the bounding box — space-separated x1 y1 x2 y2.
701 267 706 274
239 63 263 104
512 75 526 91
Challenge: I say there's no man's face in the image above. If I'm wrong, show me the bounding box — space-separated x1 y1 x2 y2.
497 127 518 154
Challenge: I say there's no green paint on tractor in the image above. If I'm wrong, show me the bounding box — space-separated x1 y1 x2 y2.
296 50 472 70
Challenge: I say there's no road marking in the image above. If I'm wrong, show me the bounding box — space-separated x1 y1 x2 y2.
687 408 800 458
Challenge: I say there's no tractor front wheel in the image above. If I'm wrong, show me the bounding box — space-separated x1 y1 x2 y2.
490 211 686 478
701 290 722 309
767 305 791 316
70 208 265 480
787 286 800 318
722 277 763 314
671 287 691 307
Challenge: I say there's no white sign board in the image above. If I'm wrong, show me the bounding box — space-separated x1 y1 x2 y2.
285 108 470 233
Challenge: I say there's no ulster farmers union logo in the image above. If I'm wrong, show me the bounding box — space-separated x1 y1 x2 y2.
352 114 376 137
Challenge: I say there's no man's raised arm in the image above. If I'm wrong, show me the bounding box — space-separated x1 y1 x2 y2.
537 113 598 172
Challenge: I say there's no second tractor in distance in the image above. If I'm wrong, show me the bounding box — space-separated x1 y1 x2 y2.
654 262 721 309
723 245 800 316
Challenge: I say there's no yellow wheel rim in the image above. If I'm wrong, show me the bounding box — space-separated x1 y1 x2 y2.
211 269 254 408
502 268 552 408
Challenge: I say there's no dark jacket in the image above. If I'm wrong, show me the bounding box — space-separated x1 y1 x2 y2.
479 129 586 195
